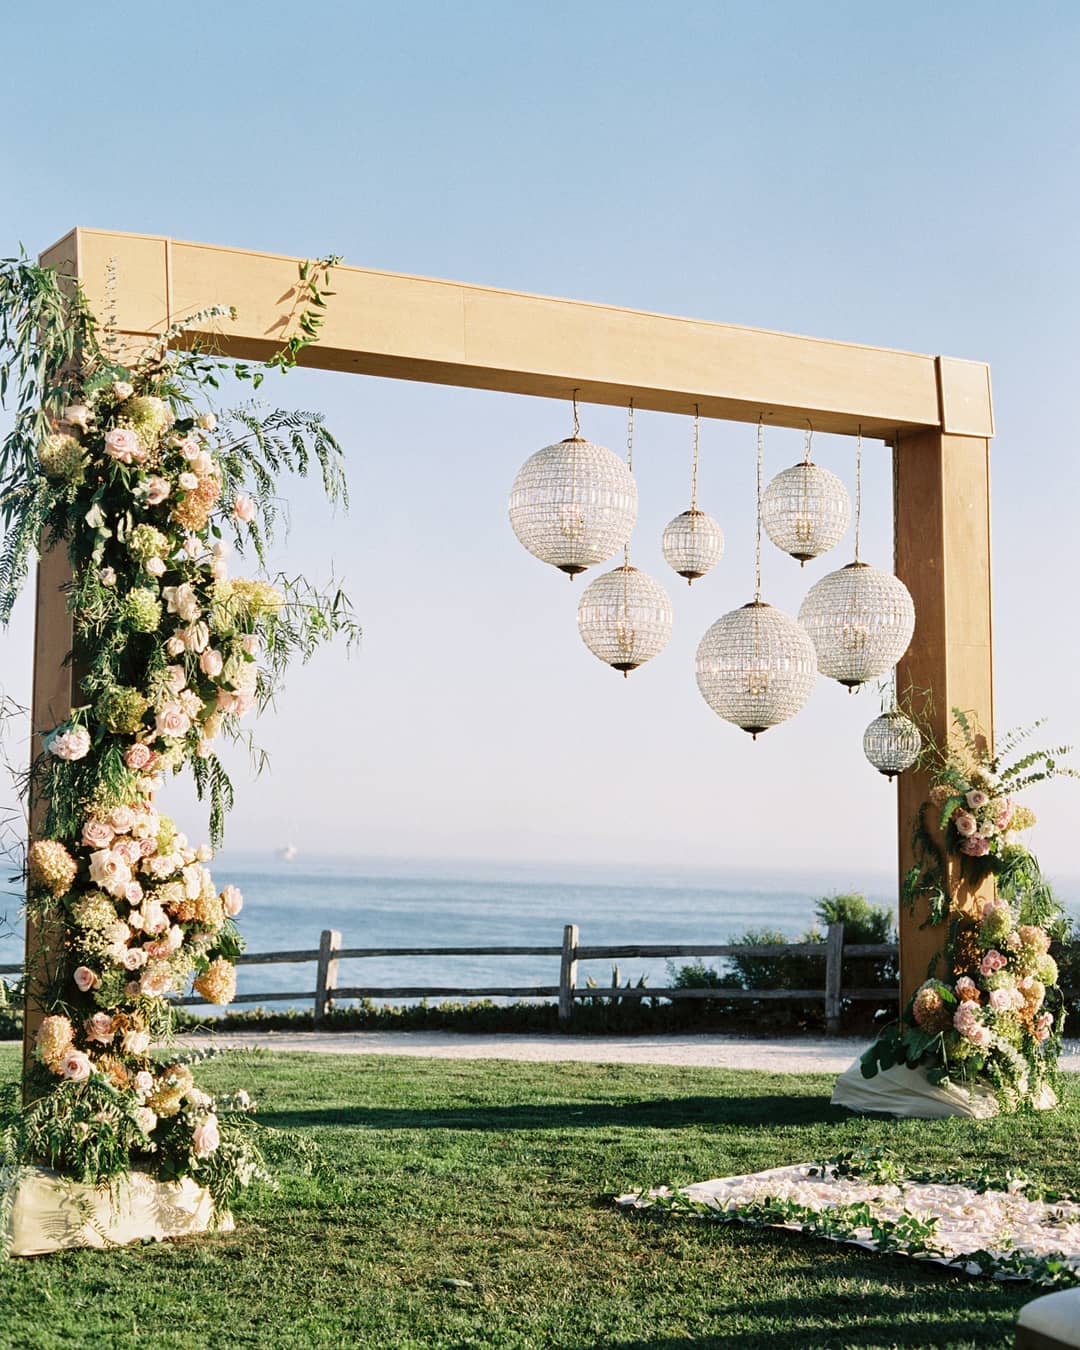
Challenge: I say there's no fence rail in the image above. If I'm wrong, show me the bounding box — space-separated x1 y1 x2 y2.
3 927 1077 1032
0 923 902 1032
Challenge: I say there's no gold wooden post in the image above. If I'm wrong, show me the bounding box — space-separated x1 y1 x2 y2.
22 234 81 1085
894 425 994 1008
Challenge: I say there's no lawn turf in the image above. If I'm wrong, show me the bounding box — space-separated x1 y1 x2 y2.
1 1046 1077 1349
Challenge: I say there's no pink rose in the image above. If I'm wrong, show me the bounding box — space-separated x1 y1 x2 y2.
64 403 90 429
184 621 210 653
109 805 137 834
966 790 989 810
221 884 244 917
980 950 1007 976
954 976 979 1001
140 964 173 998
146 557 166 577
178 471 199 491
165 634 187 658
191 450 214 476
61 1049 93 1081
199 648 224 678
104 427 143 464
112 381 134 400
146 476 172 505
988 988 1011 1011
164 664 186 695
82 819 114 849
122 947 149 971
954 811 978 838
123 1029 151 1056
84 1012 116 1045
961 836 990 857
183 536 202 559
47 726 91 761
233 494 256 523
155 702 192 739
125 742 153 771
192 1114 220 1158
135 1070 154 1096
141 901 170 935
124 880 144 905
241 634 261 656
73 966 99 993
112 838 141 866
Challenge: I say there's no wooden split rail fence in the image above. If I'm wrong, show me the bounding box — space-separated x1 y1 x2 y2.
1 923 899 1032
0 923 907 1033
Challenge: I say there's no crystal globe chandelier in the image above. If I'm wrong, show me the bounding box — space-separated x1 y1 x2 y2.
661 407 724 584
761 423 850 564
509 392 637 577
863 709 922 780
578 401 673 675
695 421 817 737
798 429 915 689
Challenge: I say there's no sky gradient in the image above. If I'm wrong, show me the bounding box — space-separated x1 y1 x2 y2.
1 2 1078 893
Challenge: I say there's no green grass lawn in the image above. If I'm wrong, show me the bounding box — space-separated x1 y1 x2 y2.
1 1047 1077 1350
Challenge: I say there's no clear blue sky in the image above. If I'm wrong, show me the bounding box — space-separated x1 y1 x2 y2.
1 2 1077 889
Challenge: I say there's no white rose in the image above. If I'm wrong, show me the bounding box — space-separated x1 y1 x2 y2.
197 412 217 432
112 380 134 400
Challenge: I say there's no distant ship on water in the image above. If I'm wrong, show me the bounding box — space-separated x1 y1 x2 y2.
277 843 298 862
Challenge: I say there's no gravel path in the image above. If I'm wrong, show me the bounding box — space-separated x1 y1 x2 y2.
174 1030 1080 1074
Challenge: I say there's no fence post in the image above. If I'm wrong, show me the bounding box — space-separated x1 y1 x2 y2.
314 928 341 1025
825 922 844 1035
558 923 579 1026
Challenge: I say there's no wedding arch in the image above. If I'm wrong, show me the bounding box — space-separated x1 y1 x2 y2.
25 224 995 1030
0 226 1001 1251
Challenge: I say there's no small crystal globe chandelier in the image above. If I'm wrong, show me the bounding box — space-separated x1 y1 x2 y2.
578 401 673 675
863 710 922 780
761 422 850 565
695 420 817 737
509 391 637 578
798 429 915 690
661 407 725 584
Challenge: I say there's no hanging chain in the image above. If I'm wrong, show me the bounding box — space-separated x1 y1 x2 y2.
690 405 701 510
755 417 764 601
623 398 634 567
572 388 581 438
803 419 813 465
856 424 863 561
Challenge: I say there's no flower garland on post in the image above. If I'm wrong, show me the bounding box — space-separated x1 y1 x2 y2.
863 710 1076 1110
0 251 359 1212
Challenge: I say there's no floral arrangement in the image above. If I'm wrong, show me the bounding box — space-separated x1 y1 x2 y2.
864 711 1075 1109
0 250 356 1212
622 1148 1080 1288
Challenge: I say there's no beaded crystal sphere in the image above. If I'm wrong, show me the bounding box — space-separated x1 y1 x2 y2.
761 462 850 564
695 601 818 737
661 508 725 584
509 437 638 577
798 562 915 689
577 565 673 675
863 711 922 780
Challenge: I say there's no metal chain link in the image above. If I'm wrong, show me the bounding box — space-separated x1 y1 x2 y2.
756 417 764 601
855 424 862 563
690 405 700 510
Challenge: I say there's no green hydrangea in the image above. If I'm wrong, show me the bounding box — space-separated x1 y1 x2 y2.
156 817 178 855
1034 954 1059 986
123 395 172 451
209 580 237 632
231 577 284 618
92 967 129 1008
71 891 117 931
95 685 150 734
122 586 163 633
37 432 85 480
127 523 169 563
979 899 1012 946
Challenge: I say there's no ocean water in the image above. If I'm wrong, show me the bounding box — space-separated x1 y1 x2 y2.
2 856 1076 1013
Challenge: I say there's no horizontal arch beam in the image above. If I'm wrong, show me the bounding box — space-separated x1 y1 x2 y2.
42 228 993 441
